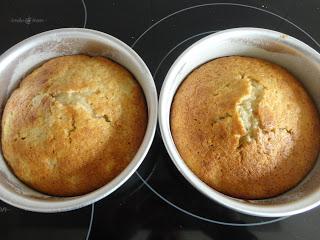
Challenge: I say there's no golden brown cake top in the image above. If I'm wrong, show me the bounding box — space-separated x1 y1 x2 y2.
171 56 320 199
1 55 147 196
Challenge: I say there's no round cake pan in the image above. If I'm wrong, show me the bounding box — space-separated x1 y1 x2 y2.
159 27 320 217
0 28 157 212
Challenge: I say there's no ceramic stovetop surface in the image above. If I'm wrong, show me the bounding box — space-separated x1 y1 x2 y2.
0 0 320 239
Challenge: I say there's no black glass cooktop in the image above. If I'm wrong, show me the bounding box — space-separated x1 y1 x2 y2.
1 0 320 239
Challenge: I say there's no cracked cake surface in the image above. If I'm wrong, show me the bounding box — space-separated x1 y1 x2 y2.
171 56 320 199
1 55 147 196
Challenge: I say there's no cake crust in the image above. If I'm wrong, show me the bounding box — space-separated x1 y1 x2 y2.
1 55 147 196
171 56 320 199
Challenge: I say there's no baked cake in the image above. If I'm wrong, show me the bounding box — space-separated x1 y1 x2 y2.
1 55 147 196
171 56 320 199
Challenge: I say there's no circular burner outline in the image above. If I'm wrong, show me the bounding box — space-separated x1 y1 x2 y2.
132 2 320 226
85 203 95 240
136 172 288 226
153 30 219 79
132 2 320 49
81 0 87 28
